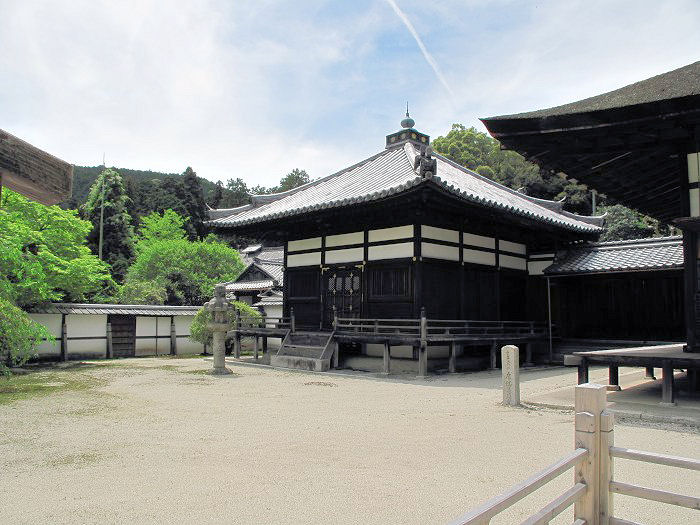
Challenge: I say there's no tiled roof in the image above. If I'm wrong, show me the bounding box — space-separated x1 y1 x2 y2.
226 279 275 292
28 303 201 316
208 142 603 234
484 61 700 120
545 236 683 275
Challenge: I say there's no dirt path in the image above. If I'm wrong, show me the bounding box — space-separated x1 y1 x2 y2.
0 358 697 524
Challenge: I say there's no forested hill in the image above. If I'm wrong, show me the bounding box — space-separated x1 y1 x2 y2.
67 165 220 207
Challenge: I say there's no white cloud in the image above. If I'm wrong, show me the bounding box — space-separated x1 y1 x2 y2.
1 0 699 189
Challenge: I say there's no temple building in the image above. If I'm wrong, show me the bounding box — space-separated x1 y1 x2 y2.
208 114 604 372
482 61 700 401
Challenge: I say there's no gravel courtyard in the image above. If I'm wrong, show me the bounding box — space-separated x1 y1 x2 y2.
1 358 697 525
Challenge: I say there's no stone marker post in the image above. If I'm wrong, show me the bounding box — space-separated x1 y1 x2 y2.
204 284 233 375
501 344 520 406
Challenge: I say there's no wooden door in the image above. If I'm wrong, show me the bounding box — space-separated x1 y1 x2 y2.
324 267 362 328
108 314 136 357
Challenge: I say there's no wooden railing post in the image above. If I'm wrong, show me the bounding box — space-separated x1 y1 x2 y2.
418 307 428 377
600 409 615 524
291 307 296 333
254 336 259 361
333 305 338 330
574 383 607 525
382 341 391 375
449 341 457 374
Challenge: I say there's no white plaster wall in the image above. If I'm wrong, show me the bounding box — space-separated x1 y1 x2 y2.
67 314 107 356
368 225 413 242
288 237 321 251
135 316 157 356
28 313 61 356
157 317 171 354
463 248 495 266
368 242 413 261
175 316 203 354
500 254 527 271
463 232 495 249
325 231 363 247
689 153 700 217
528 260 553 275
287 252 321 267
422 225 459 243
500 240 527 255
261 304 283 349
422 242 459 261
325 247 363 264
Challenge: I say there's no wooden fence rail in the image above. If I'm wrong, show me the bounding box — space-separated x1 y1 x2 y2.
449 383 699 524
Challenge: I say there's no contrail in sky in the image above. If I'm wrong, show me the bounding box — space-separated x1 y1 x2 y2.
385 0 455 102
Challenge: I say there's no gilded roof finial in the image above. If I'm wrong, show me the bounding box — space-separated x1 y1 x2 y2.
401 102 415 129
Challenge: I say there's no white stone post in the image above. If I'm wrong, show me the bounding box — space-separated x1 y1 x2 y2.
501 345 520 406
574 383 607 524
205 284 233 375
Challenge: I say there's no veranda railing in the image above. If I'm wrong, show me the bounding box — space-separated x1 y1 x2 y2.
449 383 699 525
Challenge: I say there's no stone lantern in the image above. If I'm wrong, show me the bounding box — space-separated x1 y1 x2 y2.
204 283 234 375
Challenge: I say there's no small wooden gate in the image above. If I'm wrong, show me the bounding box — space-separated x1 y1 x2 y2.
108 315 136 357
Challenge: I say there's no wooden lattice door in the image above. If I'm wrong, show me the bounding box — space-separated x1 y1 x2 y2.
324 268 362 328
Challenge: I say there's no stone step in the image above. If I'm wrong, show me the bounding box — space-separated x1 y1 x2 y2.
287 333 331 346
270 354 330 372
279 344 325 358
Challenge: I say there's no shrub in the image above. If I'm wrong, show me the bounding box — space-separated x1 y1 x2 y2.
0 298 52 375
189 302 260 348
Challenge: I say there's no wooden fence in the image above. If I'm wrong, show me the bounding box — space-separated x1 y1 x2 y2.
449 383 699 525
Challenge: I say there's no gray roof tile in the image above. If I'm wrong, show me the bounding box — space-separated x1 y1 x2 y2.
28 303 202 315
545 236 683 275
208 143 603 234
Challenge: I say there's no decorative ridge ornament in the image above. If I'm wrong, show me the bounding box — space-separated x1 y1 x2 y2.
401 102 415 129
414 145 437 178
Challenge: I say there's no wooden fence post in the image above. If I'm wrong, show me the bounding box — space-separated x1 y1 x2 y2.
169 316 176 356
61 314 68 362
501 345 520 406
254 336 259 361
106 322 113 359
574 383 607 525
418 307 428 377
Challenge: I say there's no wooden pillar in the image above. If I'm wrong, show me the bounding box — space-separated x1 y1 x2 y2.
234 333 241 359
254 336 259 361
524 342 533 367
573 384 607 524
169 316 176 356
332 340 339 369
645 367 656 380
489 340 498 369
608 365 620 391
106 322 113 359
262 336 268 356
448 341 457 374
661 360 676 406
60 314 67 362
577 357 589 385
382 341 390 375
418 307 428 377
290 307 296 333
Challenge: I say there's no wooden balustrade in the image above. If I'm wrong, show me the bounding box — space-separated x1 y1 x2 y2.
449 383 699 524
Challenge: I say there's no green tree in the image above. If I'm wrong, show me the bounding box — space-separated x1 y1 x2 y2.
189 302 260 349
210 180 224 208
181 167 208 240
224 177 250 207
597 204 656 241
277 168 310 192
81 168 135 282
118 239 246 305
0 188 114 307
136 209 188 252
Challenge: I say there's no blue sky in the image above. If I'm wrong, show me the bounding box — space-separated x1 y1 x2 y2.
2 0 699 187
